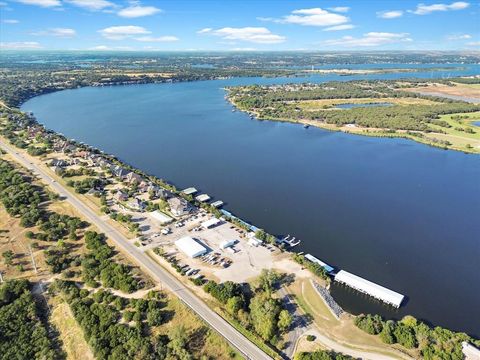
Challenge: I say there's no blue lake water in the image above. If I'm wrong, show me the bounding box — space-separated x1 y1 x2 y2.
22 66 480 337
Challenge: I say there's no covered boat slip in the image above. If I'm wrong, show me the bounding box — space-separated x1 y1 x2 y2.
334 270 405 308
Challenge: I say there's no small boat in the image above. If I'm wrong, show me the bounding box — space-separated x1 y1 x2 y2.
303 124 310 129
232 109 236 112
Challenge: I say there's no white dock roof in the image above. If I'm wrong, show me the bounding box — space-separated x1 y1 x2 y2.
175 236 207 258
335 270 404 308
211 200 224 208
195 194 211 202
182 187 198 195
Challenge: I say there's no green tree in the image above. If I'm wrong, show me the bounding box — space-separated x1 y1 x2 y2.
278 309 293 332
2 250 14 266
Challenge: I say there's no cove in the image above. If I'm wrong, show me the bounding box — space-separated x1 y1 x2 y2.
22 69 480 337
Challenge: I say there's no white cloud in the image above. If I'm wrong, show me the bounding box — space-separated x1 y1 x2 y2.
323 24 355 31
65 0 114 11
198 27 285 44
89 45 133 50
15 0 60 7
323 32 412 47
99 25 150 40
282 8 350 27
118 5 161 18
446 33 472 40
466 41 480 46
2 19 19 23
32 27 76 37
90 45 110 50
411 1 469 15
134 35 178 42
328 6 350 13
197 28 212 34
231 47 257 51
0 41 42 49
377 10 404 19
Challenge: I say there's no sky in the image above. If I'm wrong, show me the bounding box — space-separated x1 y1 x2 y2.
0 0 479 51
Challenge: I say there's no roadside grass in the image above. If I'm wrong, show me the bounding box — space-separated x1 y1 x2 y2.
50 298 95 360
155 295 245 359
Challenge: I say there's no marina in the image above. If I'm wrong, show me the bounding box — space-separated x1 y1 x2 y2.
334 270 405 308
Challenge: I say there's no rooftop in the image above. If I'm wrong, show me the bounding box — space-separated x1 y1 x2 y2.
334 270 404 308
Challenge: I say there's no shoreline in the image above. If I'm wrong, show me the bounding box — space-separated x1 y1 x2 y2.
3 82 480 340
226 92 480 155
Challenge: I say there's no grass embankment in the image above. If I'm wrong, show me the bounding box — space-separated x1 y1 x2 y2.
289 279 412 359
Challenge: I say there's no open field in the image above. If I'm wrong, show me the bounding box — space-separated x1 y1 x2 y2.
50 298 95 360
404 82 480 103
297 97 440 110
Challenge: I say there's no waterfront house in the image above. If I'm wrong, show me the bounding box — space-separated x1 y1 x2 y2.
126 172 144 184
168 197 190 217
111 165 129 179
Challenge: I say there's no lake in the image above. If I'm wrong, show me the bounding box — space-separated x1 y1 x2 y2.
22 65 480 337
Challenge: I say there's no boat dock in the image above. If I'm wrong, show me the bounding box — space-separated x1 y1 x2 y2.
182 187 198 195
211 200 224 208
304 254 334 273
180 184 405 308
334 270 405 308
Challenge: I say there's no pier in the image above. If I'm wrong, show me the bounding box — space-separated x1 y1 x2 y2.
334 270 404 308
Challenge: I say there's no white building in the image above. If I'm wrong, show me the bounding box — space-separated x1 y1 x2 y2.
462 342 480 360
175 236 207 258
201 218 221 229
220 239 236 249
150 210 173 225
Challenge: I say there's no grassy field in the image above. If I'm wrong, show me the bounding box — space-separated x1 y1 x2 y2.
426 111 480 152
297 97 440 111
50 298 95 360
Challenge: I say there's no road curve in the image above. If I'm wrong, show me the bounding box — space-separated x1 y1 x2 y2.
0 139 272 360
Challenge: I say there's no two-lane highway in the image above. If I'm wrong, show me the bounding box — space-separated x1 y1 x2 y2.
0 138 272 360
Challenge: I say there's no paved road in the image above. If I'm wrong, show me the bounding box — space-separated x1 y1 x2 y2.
0 139 272 360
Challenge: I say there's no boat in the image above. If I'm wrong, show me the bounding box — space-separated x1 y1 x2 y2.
303 124 310 129
232 109 236 112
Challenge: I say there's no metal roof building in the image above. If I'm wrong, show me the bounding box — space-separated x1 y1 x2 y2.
150 210 173 225
334 270 404 308
201 218 221 229
175 236 208 258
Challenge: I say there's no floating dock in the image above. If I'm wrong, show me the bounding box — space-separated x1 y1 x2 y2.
334 270 404 308
304 254 334 273
195 194 211 202
182 187 198 195
211 200 224 208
